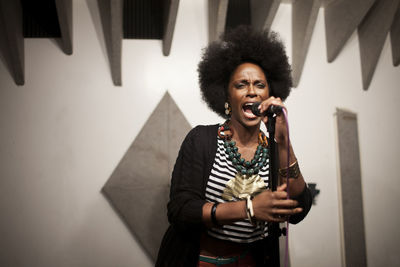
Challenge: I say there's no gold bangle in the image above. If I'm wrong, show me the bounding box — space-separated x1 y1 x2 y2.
278 160 301 179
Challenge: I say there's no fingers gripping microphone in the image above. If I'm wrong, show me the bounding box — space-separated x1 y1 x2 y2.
251 102 283 117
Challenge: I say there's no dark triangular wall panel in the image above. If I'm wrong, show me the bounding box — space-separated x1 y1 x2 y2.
0 0 24 85
98 0 123 86
208 0 229 42
390 4 400 66
358 0 400 90
324 0 375 62
292 0 321 87
250 0 280 31
162 0 180 56
55 0 73 55
102 92 192 262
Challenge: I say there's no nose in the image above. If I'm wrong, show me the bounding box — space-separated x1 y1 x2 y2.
247 84 257 97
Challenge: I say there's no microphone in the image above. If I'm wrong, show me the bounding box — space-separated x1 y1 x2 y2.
251 102 283 117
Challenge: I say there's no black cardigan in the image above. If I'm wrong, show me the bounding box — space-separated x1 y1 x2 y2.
155 124 312 267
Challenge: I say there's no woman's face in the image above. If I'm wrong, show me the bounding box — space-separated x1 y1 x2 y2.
227 62 270 128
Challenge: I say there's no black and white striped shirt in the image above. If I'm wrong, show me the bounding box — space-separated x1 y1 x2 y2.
206 135 270 243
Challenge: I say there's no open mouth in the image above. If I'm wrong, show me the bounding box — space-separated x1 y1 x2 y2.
242 102 257 119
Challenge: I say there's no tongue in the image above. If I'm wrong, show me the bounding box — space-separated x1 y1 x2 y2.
243 106 256 119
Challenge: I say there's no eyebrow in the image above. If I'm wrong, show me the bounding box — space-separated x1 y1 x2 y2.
233 79 267 83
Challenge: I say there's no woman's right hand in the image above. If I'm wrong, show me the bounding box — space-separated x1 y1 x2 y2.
252 184 302 223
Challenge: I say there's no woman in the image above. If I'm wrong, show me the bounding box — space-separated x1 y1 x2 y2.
156 26 312 267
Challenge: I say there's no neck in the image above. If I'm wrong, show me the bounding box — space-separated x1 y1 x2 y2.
229 119 260 147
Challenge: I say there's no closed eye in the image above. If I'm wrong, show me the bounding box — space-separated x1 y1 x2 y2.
256 82 266 88
234 80 249 89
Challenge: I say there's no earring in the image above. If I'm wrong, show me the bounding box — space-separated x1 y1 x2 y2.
224 102 232 116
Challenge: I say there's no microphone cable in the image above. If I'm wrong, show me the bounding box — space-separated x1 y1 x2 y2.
282 108 290 267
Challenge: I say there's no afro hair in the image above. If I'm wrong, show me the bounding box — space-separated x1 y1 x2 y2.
198 26 293 118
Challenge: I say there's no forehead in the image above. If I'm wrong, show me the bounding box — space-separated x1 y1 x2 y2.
230 63 266 80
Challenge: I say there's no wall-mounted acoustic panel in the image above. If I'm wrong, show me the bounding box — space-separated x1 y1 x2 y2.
358 0 400 90
208 0 229 42
292 0 321 87
162 0 180 56
250 0 280 31
123 0 163 39
98 0 123 86
22 0 72 55
335 108 367 267
321 0 337 7
324 0 375 62
0 0 24 85
22 0 61 38
225 0 251 31
102 92 192 262
390 4 400 66
55 0 73 55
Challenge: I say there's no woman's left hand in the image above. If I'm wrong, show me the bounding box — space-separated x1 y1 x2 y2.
257 96 288 145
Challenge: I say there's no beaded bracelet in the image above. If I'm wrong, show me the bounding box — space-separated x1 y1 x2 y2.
211 203 220 227
278 160 301 179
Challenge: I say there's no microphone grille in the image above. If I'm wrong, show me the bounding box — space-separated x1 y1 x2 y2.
251 102 262 116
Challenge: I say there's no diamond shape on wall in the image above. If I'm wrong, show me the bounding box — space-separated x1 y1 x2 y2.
102 92 192 261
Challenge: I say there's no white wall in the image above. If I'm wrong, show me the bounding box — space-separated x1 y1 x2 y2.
0 1 399 266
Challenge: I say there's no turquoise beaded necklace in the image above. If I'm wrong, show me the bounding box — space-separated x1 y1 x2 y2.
218 121 269 176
